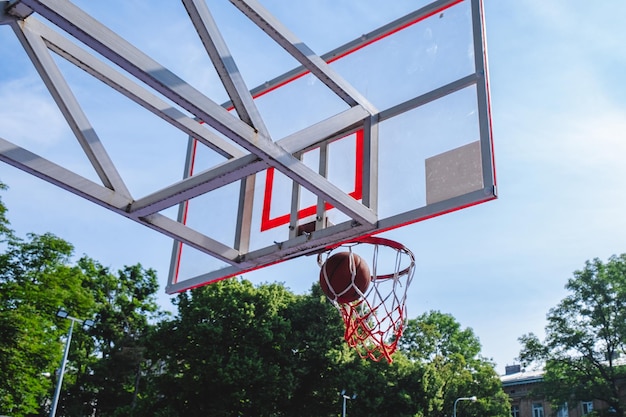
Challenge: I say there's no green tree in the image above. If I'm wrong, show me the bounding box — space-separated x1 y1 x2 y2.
0 182 14 243
142 282 510 417
0 232 96 417
399 311 510 417
0 184 165 417
143 278 301 417
281 283 354 417
143 280 385 417
519 254 626 417
60 261 164 417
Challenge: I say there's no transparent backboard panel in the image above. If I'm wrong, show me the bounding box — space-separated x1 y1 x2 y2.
172 0 495 291
330 2 475 111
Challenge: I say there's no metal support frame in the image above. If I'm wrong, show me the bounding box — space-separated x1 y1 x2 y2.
0 0 496 292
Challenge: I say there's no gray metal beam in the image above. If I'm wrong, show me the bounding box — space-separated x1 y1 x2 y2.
167 219 375 293
3 0 33 20
0 137 130 210
229 0 378 115
471 0 496 192
130 153 265 218
378 74 479 122
12 18 131 197
18 0 377 227
31 16 244 159
181 0 270 254
182 0 266 133
0 136 243 265
129 105 370 217
141 213 242 266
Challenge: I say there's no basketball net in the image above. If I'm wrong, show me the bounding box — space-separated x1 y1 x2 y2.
318 237 415 363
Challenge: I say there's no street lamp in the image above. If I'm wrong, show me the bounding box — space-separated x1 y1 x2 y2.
453 396 477 417
341 390 357 417
49 308 94 417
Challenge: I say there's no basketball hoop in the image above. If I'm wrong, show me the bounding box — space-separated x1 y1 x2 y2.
318 237 415 363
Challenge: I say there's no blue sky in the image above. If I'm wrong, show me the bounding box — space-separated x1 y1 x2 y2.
1 0 625 375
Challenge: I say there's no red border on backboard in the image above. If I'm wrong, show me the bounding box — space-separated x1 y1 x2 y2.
260 129 364 231
247 0 466 103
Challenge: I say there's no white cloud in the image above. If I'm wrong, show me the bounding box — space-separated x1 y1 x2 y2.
0 77 68 147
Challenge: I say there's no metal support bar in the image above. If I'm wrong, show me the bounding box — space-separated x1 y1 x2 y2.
181 0 269 253
0 137 243 265
229 0 378 115
12 18 131 197
129 105 370 216
470 0 496 192
32 16 244 159
18 0 377 227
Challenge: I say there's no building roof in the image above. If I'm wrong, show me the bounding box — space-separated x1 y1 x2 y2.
501 369 544 386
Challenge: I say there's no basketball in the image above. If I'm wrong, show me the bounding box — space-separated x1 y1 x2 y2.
319 251 371 303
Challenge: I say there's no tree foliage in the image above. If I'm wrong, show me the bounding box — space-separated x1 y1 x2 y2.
138 286 510 417
140 279 351 417
0 234 164 417
0 186 165 417
0 184 510 417
399 311 510 417
63 261 164 417
0 231 96 416
519 254 626 416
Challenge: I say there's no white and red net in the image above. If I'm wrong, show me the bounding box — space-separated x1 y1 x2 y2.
318 237 415 363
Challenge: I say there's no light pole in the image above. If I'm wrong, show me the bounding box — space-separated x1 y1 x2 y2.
49 308 94 417
341 390 357 417
453 396 477 417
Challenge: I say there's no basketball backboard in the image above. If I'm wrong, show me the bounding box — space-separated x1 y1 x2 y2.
0 0 495 294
